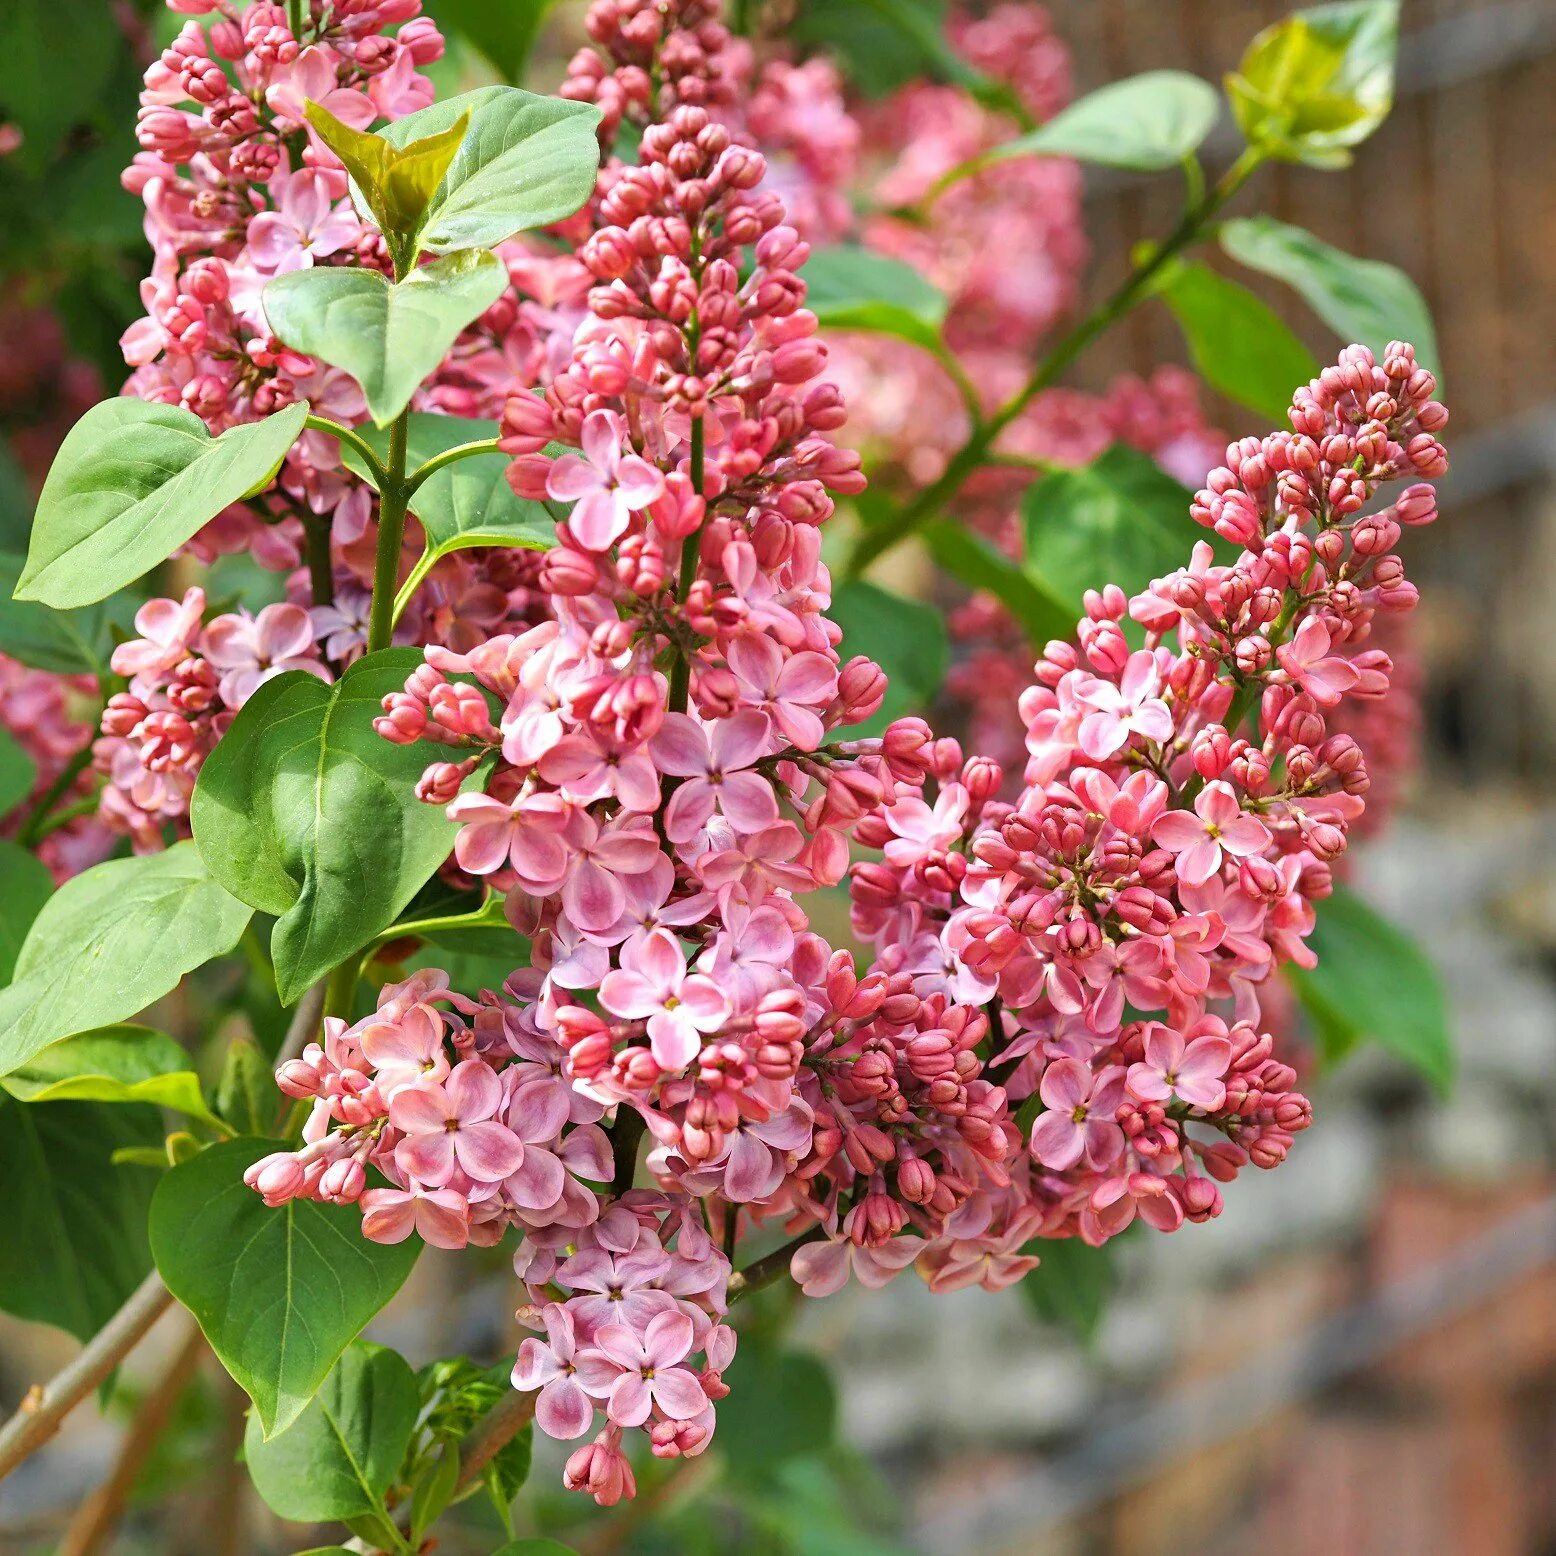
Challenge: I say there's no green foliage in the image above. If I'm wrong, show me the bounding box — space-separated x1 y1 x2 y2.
1156 259 1320 422
0 0 119 174
1226 0 1399 168
17 399 309 609
1022 444 1201 614
1 1024 223 1130
1020 1237 1119 1344
715 1342 838 1484
191 650 480 1004
0 839 53 984
263 252 507 428
492 1543 579 1556
828 579 949 737
0 726 36 814
0 843 253 1079
801 246 948 355
1220 214 1439 375
428 0 566 82
341 413 558 608
214 1035 275 1138
958 70 1220 181
0 1094 160 1342
0 551 141 677
378 87 603 258
922 519 1070 649
1288 885 1454 1092
150 1138 420 1436
243 1340 420 1524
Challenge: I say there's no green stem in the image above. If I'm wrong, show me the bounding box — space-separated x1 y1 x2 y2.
665 416 705 717
405 437 505 493
304 414 386 486
287 0 305 38
324 960 359 1023
844 147 1265 578
367 409 411 655
727 1226 826 1300
32 794 100 839
15 746 93 847
303 511 334 608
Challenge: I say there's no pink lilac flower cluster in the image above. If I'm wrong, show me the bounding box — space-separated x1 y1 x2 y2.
93 587 329 848
237 0 1450 1502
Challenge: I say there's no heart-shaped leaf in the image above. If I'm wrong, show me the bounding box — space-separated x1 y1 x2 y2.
0 1093 160 1343
263 252 506 428
378 87 602 258
1220 215 1439 375
0 551 142 676
151 1138 420 1436
1 1024 224 1130
244 1340 420 1522
190 650 479 1003
0 842 253 1078
17 399 308 608
1155 259 1320 422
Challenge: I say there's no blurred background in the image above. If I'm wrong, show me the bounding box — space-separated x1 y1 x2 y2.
2 1 1553 1552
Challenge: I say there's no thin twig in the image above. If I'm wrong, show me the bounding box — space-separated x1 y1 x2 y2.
274 977 329 1070
726 1226 826 1300
58 1320 205 1556
455 1386 537 1493
0 1272 176 1481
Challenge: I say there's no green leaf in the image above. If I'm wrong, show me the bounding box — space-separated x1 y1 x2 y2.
922 518 1071 649
1022 444 1200 614
1220 214 1439 375
955 70 1219 183
1019 1237 1118 1344
0 839 53 985
1 1024 224 1129
304 100 469 248
0 1094 160 1342
0 842 253 1079
263 253 506 428
378 87 603 258
0 551 141 676
484 1422 534 1525
491 1543 579 1556
150 1138 420 1436
0 727 36 814
1226 1 1399 168
431 0 565 82
1287 884 1453 1093
214 1035 274 1138
802 246 948 356
340 413 557 605
829 579 948 739
1156 259 1320 423
190 651 476 1005
244 1340 420 1523
716 1343 837 1484
0 0 118 172
17 399 308 609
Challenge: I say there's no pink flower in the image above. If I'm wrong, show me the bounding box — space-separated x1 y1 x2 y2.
267 46 375 130
1028 1058 1126 1172
390 1061 526 1185
789 1236 921 1298
112 588 206 682
360 1184 470 1250
359 1004 449 1095
514 1303 596 1440
1276 617 1360 707
201 603 327 706
546 410 665 552
880 783 969 867
598 929 729 1070
556 1242 674 1336
725 635 837 751
650 711 778 842
1075 651 1174 759
247 171 359 274
1127 1024 1231 1110
576 1310 710 1427
1150 781 1272 887
560 814 662 933
446 790 571 882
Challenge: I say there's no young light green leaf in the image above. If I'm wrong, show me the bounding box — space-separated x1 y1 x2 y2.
0 839 53 985
0 727 35 814
802 246 948 354
17 399 308 609
1022 444 1200 614
0 551 142 677
936 70 1219 193
922 518 1071 649
1 1024 224 1130
214 1034 274 1137
339 413 558 609
1287 884 1453 1093
1220 214 1439 375
0 1094 160 1343
244 1340 420 1523
378 87 603 257
829 579 948 739
1226 0 1399 168
1156 259 1320 423
190 650 479 1004
304 99 468 248
263 252 506 428
150 1138 420 1437
0 842 253 1078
